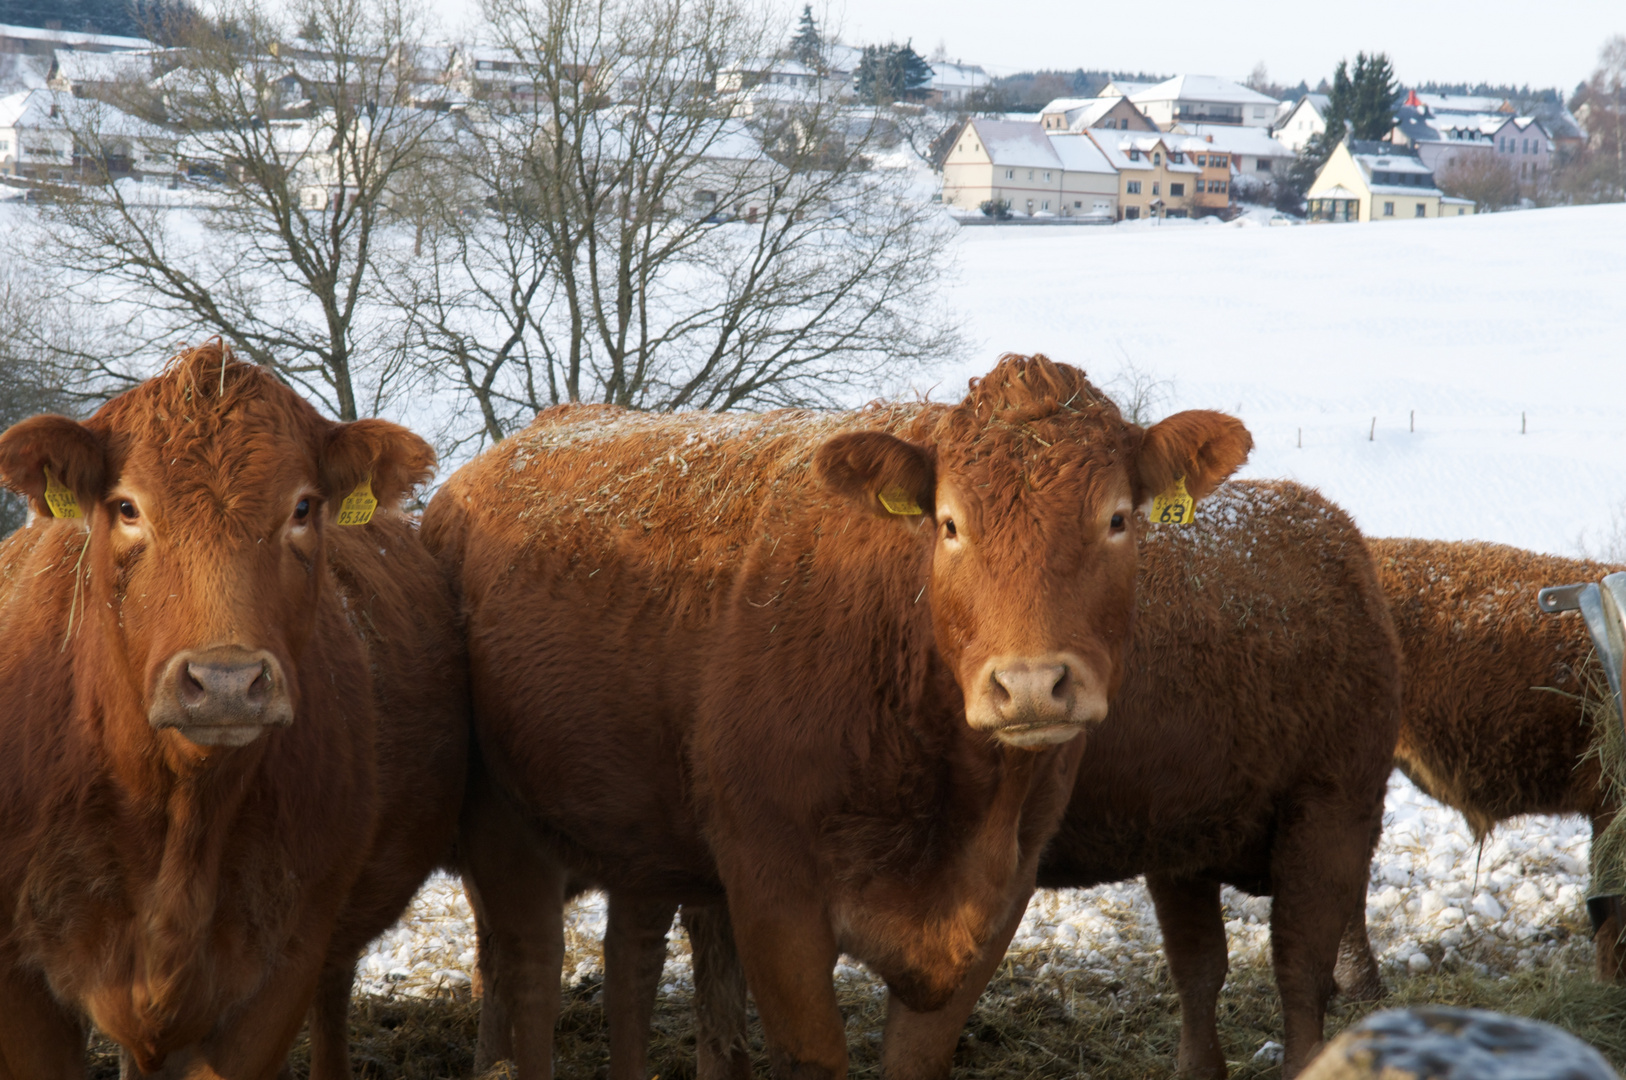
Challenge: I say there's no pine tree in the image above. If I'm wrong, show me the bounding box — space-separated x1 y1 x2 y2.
1348 52 1399 140
789 4 821 69
855 42 935 104
896 41 934 99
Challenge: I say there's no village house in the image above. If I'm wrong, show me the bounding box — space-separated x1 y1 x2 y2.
940 117 1118 218
1273 92 1330 153
1085 130 1199 219
1389 92 1553 191
1130 75 1278 130
0 86 171 182
1167 135 1232 211
1168 120 1294 179
1038 95 1157 133
926 60 990 107
1305 138 1474 222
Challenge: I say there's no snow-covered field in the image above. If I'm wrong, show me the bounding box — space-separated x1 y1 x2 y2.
356 204 1626 1014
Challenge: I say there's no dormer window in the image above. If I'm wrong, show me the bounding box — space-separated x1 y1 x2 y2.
1153 152 1162 165
1128 149 1139 161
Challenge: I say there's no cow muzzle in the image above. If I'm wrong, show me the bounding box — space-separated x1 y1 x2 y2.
148 646 294 747
965 653 1108 748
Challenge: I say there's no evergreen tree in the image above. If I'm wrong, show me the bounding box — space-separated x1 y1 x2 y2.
1348 51 1400 139
789 4 821 69
854 41 934 104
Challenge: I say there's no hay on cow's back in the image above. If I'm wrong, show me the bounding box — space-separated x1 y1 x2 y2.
1581 655 1626 899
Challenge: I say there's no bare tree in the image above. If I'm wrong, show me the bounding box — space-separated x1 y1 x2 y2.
1436 151 1520 211
392 0 960 449
42 0 440 420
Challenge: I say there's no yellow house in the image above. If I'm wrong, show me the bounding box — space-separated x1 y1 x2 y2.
1084 131 1200 220
1306 139 1476 222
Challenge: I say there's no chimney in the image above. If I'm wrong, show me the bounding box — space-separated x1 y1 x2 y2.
1405 89 1421 108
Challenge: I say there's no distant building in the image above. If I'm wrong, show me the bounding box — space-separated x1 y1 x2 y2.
1273 93 1329 153
1390 91 1553 191
0 87 171 182
939 116 1117 218
1168 121 1294 178
1085 130 1200 220
0 23 151 58
1038 95 1157 133
1129 75 1279 130
926 60 989 107
1099 79 1156 98
1305 139 1474 222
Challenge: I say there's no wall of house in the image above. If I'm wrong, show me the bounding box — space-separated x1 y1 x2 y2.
1116 155 1197 219
1307 146 1375 221
1058 170 1117 217
1275 102 1324 153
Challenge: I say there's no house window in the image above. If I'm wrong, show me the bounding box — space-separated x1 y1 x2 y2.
1125 206 1140 219
1073 200 1081 208
1170 152 1182 163
1415 203 1426 217
1256 159 1271 172
1027 170 1034 180
1383 201 1395 216
1042 200 1050 210
1152 181 1160 195
1128 149 1139 161
1196 154 1206 166
1126 180 1142 194
1005 168 1014 179
1044 171 1051 181
1195 180 1205 192
1170 183 1184 196
1119 118 1129 129
1214 155 1227 167
1153 152 1161 165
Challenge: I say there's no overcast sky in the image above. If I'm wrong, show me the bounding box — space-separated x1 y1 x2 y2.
430 0 1620 93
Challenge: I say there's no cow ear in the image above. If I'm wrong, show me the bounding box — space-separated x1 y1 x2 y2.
321 419 436 513
813 431 936 520
0 414 105 523
1134 410 1252 506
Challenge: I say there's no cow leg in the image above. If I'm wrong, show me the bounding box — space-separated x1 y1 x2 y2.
304 952 359 1080
682 901 754 1080
1269 801 1378 1078
0 964 82 1080
605 892 675 1080
726 891 845 1079
1145 873 1228 1080
879 884 1031 1080
460 779 568 1079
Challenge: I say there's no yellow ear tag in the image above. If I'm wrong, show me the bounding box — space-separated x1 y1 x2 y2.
336 476 378 526
1150 475 1195 526
877 484 923 516
43 468 81 519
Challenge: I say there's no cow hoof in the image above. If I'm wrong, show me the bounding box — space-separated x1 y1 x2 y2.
1298 1007 1619 1079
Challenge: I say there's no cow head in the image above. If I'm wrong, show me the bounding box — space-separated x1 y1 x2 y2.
0 344 433 752
815 354 1250 749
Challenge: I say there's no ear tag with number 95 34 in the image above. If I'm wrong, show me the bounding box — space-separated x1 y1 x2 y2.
1151 476 1195 526
336 476 378 526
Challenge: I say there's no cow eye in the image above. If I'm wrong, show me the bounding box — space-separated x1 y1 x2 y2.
118 500 139 523
942 518 957 538
1110 513 1126 532
293 498 311 522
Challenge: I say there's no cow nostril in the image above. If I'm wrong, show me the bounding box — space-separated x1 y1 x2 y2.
246 665 272 704
1050 666 1072 702
180 665 208 707
989 670 1013 705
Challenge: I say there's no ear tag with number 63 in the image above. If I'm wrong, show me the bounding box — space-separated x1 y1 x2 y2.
877 484 923 516
1151 475 1195 526
43 468 81 519
336 476 378 526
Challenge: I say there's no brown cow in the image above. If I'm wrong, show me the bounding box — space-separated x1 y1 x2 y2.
605 479 1402 1080
0 345 466 1080
1332 538 1626 994
425 354 1252 1079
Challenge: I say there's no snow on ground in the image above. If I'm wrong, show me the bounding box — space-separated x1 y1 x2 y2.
358 204 1625 1005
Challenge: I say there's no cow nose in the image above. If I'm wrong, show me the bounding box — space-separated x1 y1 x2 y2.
180 657 273 711
965 652 1108 748
151 647 294 746
990 663 1072 724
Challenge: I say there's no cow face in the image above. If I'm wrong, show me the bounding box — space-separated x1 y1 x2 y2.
0 345 432 752
816 354 1250 749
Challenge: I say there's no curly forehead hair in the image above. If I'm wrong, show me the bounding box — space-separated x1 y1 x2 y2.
931 354 1138 469
94 341 324 447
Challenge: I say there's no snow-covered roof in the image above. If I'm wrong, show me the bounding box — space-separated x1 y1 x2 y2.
1131 75 1278 107
1346 140 1440 195
1414 92 1509 115
0 87 166 139
50 48 160 86
1046 131 1113 173
1085 130 1199 173
1040 95 1127 130
929 61 988 91
1171 123 1294 158
1100 79 1154 97
967 117 1061 169
0 23 152 51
